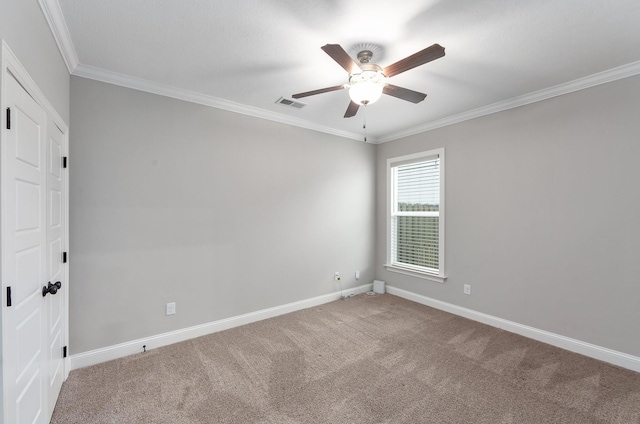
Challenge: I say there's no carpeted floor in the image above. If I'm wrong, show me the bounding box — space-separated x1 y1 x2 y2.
51 294 640 423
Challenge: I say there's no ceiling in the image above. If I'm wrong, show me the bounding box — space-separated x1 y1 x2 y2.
47 0 640 143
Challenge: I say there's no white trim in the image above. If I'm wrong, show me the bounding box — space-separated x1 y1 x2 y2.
62 121 70 381
70 283 372 370
388 150 442 165
386 148 445 281
38 0 79 73
386 285 640 373
375 60 640 143
1 41 68 131
37 0 640 143
383 264 446 283
72 64 364 142
70 59 640 144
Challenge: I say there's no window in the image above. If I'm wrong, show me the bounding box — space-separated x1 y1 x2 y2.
386 148 445 282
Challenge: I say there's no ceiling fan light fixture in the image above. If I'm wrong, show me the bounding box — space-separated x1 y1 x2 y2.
292 43 443 117
348 70 386 105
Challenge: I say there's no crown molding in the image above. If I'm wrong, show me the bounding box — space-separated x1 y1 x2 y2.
38 0 79 73
41 0 640 144
73 58 640 145
72 64 364 142
376 59 640 143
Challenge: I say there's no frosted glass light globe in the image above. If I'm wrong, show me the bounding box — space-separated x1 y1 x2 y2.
348 70 386 105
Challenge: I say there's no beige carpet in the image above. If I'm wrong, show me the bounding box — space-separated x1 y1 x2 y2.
52 294 640 423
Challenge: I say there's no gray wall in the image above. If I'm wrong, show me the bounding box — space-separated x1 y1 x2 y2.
69 76 376 354
0 0 70 122
376 74 640 357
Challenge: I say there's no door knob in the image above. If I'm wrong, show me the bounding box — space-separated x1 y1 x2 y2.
42 281 62 297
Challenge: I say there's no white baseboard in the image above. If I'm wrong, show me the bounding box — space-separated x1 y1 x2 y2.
72 283 639 373
70 284 372 370
386 285 640 373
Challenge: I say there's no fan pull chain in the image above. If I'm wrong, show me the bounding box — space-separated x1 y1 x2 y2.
363 104 368 143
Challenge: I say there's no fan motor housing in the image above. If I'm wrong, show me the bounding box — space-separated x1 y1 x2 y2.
356 50 374 63
356 63 383 74
349 62 385 85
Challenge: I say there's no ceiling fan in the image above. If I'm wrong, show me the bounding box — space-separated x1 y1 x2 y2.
292 43 445 118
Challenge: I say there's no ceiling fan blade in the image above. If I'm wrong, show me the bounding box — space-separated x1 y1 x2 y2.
344 100 360 118
321 44 362 74
292 85 345 99
383 84 427 104
383 44 445 77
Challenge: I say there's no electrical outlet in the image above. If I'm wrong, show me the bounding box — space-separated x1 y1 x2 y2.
166 302 176 315
463 284 471 295
334 272 340 281
355 271 360 280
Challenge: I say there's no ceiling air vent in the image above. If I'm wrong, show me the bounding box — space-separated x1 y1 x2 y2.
276 97 306 109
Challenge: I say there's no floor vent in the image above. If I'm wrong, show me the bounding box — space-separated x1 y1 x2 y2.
276 97 306 109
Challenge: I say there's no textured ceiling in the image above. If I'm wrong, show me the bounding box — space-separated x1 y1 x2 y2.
53 0 640 142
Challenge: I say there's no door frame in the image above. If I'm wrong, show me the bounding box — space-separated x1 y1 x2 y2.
0 39 70 417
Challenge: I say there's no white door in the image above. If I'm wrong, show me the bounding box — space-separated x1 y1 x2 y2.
2 70 65 422
45 119 66 413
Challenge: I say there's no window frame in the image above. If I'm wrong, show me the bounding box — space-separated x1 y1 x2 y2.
385 148 446 283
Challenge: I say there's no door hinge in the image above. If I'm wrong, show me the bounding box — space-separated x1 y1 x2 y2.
62 156 67 169
5 107 10 130
63 346 67 358
62 252 67 263
6 286 12 307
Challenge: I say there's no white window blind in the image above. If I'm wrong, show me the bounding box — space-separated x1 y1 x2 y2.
389 151 443 277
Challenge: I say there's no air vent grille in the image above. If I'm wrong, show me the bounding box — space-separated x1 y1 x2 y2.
276 97 306 109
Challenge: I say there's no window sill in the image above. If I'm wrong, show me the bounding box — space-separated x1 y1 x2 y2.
384 264 447 283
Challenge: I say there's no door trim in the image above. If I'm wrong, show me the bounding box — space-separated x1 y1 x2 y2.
1 38 70 414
